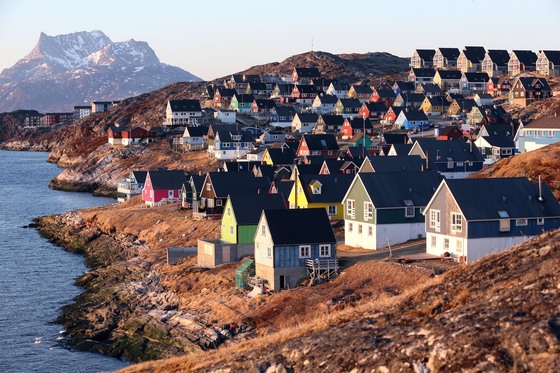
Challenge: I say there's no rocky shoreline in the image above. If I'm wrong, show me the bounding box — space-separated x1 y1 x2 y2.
35 211 232 362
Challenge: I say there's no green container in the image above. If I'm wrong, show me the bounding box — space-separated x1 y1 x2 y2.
235 259 255 288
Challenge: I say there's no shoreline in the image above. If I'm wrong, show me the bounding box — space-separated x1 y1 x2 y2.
35 210 226 362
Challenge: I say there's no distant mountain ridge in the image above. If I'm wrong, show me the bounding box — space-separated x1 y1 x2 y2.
0 31 201 112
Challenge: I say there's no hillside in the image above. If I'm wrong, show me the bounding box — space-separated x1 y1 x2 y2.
123 229 560 372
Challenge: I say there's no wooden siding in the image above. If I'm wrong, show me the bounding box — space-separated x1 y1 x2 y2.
273 243 336 268
238 225 257 244
467 218 560 239
377 207 425 225
344 178 375 224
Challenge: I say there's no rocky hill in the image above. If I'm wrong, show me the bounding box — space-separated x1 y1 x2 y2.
236 50 409 83
0 31 201 112
123 229 560 372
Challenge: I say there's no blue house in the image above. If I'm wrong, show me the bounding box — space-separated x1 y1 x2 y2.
394 108 430 131
514 115 560 153
254 208 337 291
425 177 560 263
409 138 484 179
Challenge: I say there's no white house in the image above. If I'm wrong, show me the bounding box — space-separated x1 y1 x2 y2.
164 99 203 126
215 109 237 124
514 116 560 153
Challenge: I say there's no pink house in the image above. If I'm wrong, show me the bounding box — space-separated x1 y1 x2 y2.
142 170 187 207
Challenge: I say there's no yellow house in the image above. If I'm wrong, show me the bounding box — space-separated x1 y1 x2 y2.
261 146 297 166
420 96 447 116
287 173 354 221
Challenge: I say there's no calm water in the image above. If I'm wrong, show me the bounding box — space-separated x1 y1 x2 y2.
0 150 129 373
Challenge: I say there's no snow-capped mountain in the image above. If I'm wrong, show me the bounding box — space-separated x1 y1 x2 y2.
0 31 201 112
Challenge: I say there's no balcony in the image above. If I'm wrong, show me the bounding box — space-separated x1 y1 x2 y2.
117 182 142 195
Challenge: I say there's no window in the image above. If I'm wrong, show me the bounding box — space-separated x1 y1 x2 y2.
346 199 355 218
230 226 234 235
261 225 266 235
320 244 331 257
499 219 510 232
447 160 454 169
405 206 415 218
431 235 437 247
328 205 337 216
516 218 527 226
348 222 353 232
368 226 373 236
364 202 373 220
299 245 311 258
267 247 272 258
313 185 321 194
444 238 449 250
227 207 231 216
216 199 222 207
206 183 211 191
456 239 463 253
430 209 441 232
358 224 363 235
451 213 462 233
537 218 545 226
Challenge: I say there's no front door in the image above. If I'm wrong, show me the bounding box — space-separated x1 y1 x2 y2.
279 275 286 289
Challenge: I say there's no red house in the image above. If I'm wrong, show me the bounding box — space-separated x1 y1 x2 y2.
369 88 396 107
383 106 403 124
108 126 155 146
487 77 512 97
291 85 318 105
437 126 464 140
296 134 339 159
339 117 374 140
358 102 388 120
142 170 187 207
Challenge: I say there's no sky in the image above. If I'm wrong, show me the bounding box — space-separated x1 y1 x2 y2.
0 0 559 81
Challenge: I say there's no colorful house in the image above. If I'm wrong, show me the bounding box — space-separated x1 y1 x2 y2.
509 76 551 108
117 170 147 203
424 177 560 263
508 50 538 76
254 208 337 291
395 108 430 131
514 116 560 153
342 171 443 250
142 170 187 207
433 48 461 69
456 46 486 73
339 117 374 140
296 134 340 159
230 93 255 113
481 49 510 78
410 49 436 68
536 50 560 76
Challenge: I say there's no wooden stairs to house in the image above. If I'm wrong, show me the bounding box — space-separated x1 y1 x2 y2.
306 259 339 285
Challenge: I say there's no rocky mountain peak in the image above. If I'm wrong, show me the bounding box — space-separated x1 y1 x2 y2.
86 39 160 67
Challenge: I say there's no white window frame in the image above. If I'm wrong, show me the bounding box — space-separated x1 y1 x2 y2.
405 206 415 218
216 199 223 207
319 244 331 257
451 212 462 233
267 246 272 258
444 238 449 250
261 225 266 235
358 224 363 235
430 235 437 247
346 199 355 219
348 222 353 232
363 202 373 220
430 209 441 232
229 225 234 235
516 218 527 226
299 245 311 258
327 205 337 216
537 217 545 226
368 226 373 236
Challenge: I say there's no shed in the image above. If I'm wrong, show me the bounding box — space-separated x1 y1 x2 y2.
236 259 255 288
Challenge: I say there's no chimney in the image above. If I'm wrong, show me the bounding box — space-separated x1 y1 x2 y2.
538 175 544 201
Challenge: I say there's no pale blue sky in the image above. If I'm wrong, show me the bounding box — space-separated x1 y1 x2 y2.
1 0 559 81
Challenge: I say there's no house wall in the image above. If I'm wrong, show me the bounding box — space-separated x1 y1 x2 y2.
221 205 237 243
255 264 307 291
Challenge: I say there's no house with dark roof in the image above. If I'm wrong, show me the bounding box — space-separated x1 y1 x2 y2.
536 50 560 76
393 81 416 95
288 173 354 221
270 105 296 128
165 99 203 126
409 138 484 178
197 172 271 216
326 82 350 98
334 98 362 118
313 114 346 134
117 171 148 202
343 171 443 250
383 106 404 124
348 85 373 103
358 101 388 120
312 93 338 114
254 208 337 291
211 129 254 160
319 159 359 175
395 108 430 131
408 68 436 88
339 117 374 140
424 177 560 263
416 82 443 97
474 123 515 162
387 143 414 156
457 46 486 73
508 50 538 76
460 72 490 94
420 96 449 116
437 125 464 140
410 49 436 68
481 49 510 77
358 155 425 173
261 146 297 167
245 82 271 98
142 170 187 207
509 76 552 107
473 93 494 107
292 112 319 134
433 48 461 69
251 99 276 116
448 98 477 117
296 134 340 159
381 132 410 145
434 70 462 91
228 74 261 91
181 174 205 209
514 115 560 153
393 93 426 109
213 87 237 109
292 84 318 105
292 67 322 84
230 93 255 114
369 88 397 107
177 126 208 151
270 83 295 103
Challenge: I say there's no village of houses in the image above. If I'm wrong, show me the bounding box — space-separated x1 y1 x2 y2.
38 47 560 292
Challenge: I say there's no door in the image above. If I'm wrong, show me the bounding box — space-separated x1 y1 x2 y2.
279 275 286 289
222 246 230 263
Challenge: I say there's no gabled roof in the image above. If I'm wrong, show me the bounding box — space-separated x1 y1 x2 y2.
247 82 268 90
410 68 436 78
373 88 397 98
540 50 560 64
426 96 448 106
514 77 551 92
382 132 409 145
414 49 436 60
294 67 322 78
265 147 297 165
435 69 462 79
437 48 461 60
486 50 510 65
233 93 255 103
387 106 404 116
215 130 253 143
397 93 426 105
401 108 429 121
419 83 443 94
294 163 323 175
228 194 285 225
273 83 295 95
337 97 362 108
318 114 345 126
169 99 202 112
475 93 493 100
321 159 347 174
524 115 560 129
452 98 477 111
207 172 271 198
394 81 416 91
147 170 187 190
357 171 443 208
271 179 294 199
312 78 335 87
263 208 336 245
442 178 560 220
330 82 350 91
294 84 318 94
215 88 237 98
253 99 276 109
511 50 538 66
350 85 373 95
188 174 206 193
298 174 354 203
315 94 339 104
364 155 425 173
223 161 261 172
462 46 486 63
439 126 463 137
390 143 413 156
184 126 208 137
295 112 319 123
302 134 340 151
345 117 373 130
131 171 148 184
463 72 490 83
480 123 514 138
274 105 297 117
365 101 389 112
412 138 484 162
481 135 515 148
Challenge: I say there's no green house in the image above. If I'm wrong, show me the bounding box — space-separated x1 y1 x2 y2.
221 194 286 244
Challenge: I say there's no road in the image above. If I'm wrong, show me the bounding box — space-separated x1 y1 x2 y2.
337 242 426 265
